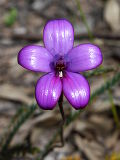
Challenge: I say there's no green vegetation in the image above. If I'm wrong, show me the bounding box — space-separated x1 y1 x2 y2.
4 8 17 27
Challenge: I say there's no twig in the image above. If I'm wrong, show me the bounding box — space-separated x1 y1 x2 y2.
8 32 120 42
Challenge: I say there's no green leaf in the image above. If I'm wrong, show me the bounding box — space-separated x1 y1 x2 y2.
4 8 17 27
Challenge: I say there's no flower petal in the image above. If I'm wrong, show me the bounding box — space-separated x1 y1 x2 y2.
18 45 53 72
35 72 62 110
43 19 74 56
67 44 103 72
62 71 90 109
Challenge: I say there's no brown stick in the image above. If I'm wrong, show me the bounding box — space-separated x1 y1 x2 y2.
10 32 120 42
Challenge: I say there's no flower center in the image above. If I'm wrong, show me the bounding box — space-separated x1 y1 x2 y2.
53 56 66 78
55 57 65 71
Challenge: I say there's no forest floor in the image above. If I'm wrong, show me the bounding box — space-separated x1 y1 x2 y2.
0 0 120 160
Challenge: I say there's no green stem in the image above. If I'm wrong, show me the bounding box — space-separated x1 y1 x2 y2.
83 67 114 78
1 104 37 153
0 107 25 146
101 66 119 128
75 0 94 42
108 90 119 128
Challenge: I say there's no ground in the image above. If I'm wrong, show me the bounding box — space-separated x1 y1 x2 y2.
0 0 120 160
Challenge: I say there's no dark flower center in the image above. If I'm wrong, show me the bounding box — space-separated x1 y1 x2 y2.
52 55 67 77
55 57 65 72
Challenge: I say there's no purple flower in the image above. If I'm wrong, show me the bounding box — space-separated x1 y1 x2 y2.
18 19 103 110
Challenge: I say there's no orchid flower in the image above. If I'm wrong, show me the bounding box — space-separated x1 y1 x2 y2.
18 19 103 110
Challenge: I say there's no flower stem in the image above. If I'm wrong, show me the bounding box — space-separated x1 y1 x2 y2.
58 92 65 123
36 93 65 160
58 92 65 146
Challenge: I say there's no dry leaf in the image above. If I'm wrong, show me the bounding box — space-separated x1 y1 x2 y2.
0 84 34 104
75 136 103 160
104 0 120 32
105 131 119 149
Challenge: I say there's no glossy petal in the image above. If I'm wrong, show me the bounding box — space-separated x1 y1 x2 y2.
62 72 90 109
67 44 103 72
18 45 53 72
35 72 62 110
43 19 74 56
